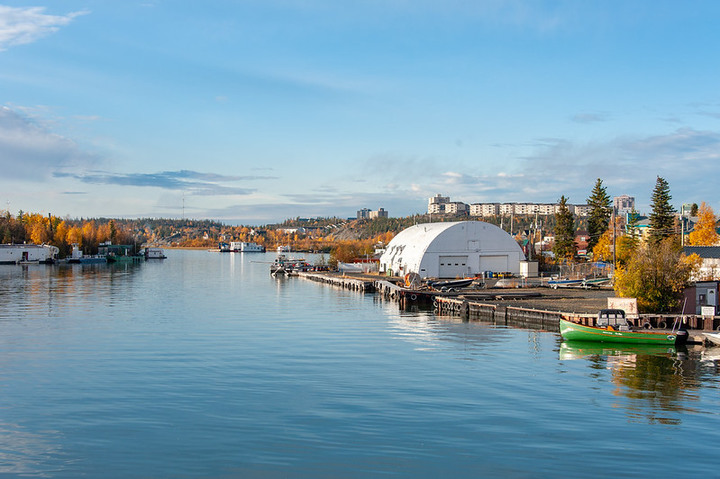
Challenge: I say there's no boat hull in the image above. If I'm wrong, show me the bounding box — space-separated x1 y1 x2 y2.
559 318 684 345
703 332 720 347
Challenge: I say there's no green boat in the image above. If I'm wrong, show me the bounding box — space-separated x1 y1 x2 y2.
559 309 688 345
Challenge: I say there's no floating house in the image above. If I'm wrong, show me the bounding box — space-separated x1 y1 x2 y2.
379 221 525 279
230 241 265 252
0 244 59 264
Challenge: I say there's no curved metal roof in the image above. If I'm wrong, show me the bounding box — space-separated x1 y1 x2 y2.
380 221 524 276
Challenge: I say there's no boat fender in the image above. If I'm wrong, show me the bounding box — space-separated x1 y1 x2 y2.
643 322 653 329
658 320 667 329
460 301 469 316
410 294 417 301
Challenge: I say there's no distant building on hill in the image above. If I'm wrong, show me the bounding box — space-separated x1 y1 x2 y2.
357 207 389 219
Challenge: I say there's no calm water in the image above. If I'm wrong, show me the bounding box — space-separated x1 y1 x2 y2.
1 250 719 478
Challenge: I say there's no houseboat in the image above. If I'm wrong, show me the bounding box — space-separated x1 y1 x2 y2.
67 244 106 264
0 244 59 264
240 242 265 253
142 247 167 260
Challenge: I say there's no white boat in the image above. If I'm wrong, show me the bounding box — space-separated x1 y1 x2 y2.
0 244 59 264
67 244 106 264
231 241 264 253
143 247 167 260
548 278 583 289
241 242 264 253
277 245 291 253
703 332 720 347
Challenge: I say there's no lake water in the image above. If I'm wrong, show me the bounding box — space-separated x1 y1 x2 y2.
1 250 719 478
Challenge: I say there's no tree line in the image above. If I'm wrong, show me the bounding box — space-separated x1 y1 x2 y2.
1 211 141 258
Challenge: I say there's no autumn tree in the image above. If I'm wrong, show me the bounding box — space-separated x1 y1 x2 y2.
553 196 576 261
592 216 637 266
648 176 676 244
613 238 698 313
687 202 719 246
586 178 612 251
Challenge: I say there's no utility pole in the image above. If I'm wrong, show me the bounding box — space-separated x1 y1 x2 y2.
612 208 616 270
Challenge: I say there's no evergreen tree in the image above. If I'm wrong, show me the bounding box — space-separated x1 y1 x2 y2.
553 196 576 261
586 178 612 251
648 176 676 244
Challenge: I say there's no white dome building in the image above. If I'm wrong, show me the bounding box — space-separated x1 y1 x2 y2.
379 221 525 279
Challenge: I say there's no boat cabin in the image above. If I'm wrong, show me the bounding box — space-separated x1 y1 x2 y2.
596 309 631 331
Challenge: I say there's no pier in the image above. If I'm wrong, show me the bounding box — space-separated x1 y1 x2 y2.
296 272 717 344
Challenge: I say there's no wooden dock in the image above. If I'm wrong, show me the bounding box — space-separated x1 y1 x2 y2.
297 272 375 292
296 272 718 344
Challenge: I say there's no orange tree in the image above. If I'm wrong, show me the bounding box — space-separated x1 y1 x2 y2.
688 202 719 246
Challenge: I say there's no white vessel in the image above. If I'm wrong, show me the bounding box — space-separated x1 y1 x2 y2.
0 244 59 264
143 247 167 259
240 242 265 253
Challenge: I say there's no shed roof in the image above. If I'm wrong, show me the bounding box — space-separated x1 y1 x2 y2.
684 246 720 259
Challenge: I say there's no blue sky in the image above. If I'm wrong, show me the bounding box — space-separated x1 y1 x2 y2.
1 1 720 224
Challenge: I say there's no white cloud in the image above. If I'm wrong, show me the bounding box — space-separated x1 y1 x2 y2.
0 106 98 179
0 5 88 51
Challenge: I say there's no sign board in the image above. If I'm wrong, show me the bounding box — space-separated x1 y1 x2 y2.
607 297 639 319
701 306 716 318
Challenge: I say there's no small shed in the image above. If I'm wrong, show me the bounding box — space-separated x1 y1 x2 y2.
379 221 525 279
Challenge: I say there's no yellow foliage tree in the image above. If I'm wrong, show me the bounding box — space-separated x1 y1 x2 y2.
67 226 83 246
592 223 637 266
614 238 698 313
688 202 719 246
53 220 69 245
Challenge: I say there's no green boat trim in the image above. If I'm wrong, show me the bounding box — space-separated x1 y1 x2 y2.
559 318 686 345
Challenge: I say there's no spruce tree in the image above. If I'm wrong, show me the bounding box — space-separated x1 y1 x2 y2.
648 176 676 244
586 178 612 251
553 195 576 261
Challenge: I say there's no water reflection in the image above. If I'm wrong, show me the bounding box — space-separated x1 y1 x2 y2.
560 341 701 424
386 309 514 358
0 262 143 321
0 422 64 477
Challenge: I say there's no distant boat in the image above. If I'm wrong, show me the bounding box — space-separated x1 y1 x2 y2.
67 244 106 264
239 242 265 253
560 309 687 345
271 254 311 275
142 247 167 260
548 278 583 289
0 244 59 264
427 278 475 291
277 245 291 253
703 332 720 347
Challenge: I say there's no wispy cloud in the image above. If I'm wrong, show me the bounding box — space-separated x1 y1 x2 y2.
53 170 276 196
0 6 88 51
0 106 98 179
518 127 720 208
571 112 610 124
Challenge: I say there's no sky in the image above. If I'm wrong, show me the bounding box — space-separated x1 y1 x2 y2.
1 1 720 225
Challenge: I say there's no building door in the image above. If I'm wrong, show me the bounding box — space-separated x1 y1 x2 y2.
438 256 468 278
